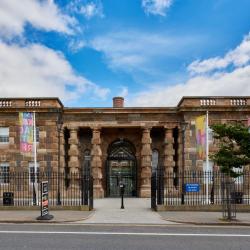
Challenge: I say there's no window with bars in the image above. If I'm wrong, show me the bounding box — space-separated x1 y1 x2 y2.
152 149 159 174
0 127 9 143
0 163 10 184
35 127 39 143
29 162 40 184
203 160 214 184
233 167 244 184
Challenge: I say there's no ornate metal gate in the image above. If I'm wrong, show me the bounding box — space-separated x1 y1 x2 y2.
106 140 137 197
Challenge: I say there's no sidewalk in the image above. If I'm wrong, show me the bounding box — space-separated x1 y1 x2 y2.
0 210 93 223
158 211 250 225
0 198 250 225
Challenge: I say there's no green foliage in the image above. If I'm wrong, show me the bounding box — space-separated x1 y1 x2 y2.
210 123 250 177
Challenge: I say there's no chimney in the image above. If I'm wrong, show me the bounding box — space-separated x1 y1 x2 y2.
113 97 124 108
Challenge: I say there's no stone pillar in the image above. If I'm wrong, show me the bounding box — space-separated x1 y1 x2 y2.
59 130 65 173
163 127 175 194
163 127 175 173
184 125 192 170
177 126 183 176
91 127 104 198
140 127 152 197
68 127 79 173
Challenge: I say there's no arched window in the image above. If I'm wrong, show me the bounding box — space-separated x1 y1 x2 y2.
83 149 91 175
152 149 159 174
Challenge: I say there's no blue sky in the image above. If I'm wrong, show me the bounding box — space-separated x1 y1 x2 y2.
0 0 250 107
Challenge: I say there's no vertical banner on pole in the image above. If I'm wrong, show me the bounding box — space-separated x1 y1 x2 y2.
248 118 250 132
19 112 34 155
195 115 206 160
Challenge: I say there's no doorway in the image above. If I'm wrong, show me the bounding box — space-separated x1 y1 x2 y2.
106 139 137 197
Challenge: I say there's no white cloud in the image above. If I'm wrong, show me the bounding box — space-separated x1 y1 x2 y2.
80 2 103 19
188 33 250 74
68 39 86 53
129 65 250 106
142 0 173 16
68 0 103 19
129 33 250 106
91 30 196 74
0 42 109 102
0 0 76 39
118 86 129 97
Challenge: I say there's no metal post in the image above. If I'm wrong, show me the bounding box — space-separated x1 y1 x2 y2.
205 110 209 204
120 182 125 209
121 193 124 209
33 111 38 205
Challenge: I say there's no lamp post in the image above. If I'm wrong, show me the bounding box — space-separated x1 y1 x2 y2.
56 111 63 205
181 122 188 205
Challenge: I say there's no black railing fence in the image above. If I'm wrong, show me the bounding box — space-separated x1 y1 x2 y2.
152 170 250 208
0 172 93 208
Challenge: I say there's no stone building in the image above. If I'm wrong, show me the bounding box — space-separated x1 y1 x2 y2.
0 96 249 198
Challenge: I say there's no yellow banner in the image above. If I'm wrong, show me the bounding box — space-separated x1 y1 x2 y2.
195 115 206 160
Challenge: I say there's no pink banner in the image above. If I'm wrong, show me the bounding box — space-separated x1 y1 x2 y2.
19 112 33 154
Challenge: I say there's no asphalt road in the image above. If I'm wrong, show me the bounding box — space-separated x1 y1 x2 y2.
0 224 249 250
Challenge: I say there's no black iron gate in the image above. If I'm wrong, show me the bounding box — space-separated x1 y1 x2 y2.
151 170 164 210
151 173 157 210
106 139 137 197
81 173 93 209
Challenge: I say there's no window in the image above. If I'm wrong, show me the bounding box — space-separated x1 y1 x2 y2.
208 127 214 144
83 149 91 175
0 163 10 184
233 167 244 184
203 160 213 184
0 127 9 143
35 127 39 143
152 149 159 174
29 162 40 184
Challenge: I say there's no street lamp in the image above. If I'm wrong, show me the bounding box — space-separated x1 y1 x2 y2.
181 121 188 205
56 111 63 205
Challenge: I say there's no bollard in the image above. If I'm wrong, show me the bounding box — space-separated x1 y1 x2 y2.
120 182 125 209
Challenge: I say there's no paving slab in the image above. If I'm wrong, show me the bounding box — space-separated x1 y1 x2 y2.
80 198 177 225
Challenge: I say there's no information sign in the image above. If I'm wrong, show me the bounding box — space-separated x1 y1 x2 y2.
185 183 200 192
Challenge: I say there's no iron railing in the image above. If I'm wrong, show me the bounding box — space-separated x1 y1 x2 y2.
0 171 93 208
152 170 250 207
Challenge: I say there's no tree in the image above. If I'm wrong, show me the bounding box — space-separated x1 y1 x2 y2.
210 123 250 177
210 123 250 220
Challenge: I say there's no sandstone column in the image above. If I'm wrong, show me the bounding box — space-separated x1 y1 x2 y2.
91 127 104 198
140 127 152 197
68 127 79 173
163 127 175 194
163 127 175 173
59 129 65 173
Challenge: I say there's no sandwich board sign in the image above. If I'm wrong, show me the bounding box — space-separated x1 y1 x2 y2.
37 181 53 220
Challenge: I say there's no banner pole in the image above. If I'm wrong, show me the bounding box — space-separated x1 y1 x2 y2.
33 111 38 205
206 110 209 204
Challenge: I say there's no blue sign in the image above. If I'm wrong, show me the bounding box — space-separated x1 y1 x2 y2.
185 183 200 192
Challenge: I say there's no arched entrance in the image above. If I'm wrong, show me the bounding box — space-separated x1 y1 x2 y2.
106 139 137 197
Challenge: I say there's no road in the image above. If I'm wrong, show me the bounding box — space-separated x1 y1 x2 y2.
0 224 249 250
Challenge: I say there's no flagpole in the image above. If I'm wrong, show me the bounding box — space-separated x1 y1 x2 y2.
206 110 209 204
33 111 38 205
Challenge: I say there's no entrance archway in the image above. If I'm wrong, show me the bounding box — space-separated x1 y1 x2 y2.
106 139 137 197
